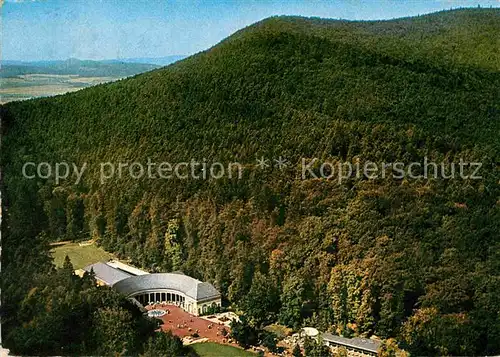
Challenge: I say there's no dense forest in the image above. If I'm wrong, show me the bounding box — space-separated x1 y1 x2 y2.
1 9 499 356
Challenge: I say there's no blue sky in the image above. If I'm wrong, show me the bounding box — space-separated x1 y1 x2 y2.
2 0 499 61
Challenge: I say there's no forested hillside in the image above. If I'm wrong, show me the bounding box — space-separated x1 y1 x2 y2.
1 9 499 356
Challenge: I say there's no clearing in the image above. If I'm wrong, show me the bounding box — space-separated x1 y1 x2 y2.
51 241 115 269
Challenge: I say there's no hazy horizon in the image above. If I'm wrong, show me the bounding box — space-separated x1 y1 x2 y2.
1 55 186 64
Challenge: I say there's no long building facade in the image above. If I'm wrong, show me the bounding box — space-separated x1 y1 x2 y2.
82 261 221 316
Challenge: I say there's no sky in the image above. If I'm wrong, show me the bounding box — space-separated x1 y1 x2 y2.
1 0 499 61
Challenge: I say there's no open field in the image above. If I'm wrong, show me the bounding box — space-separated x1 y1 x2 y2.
191 342 256 357
0 74 119 104
51 242 115 269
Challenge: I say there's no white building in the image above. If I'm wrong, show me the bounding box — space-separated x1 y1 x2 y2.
83 262 221 316
113 272 222 315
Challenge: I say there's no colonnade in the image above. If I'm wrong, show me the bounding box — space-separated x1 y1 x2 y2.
134 291 186 307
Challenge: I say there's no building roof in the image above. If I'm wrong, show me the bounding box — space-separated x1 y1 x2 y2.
112 272 220 301
322 333 381 353
83 262 132 285
106 260 150 276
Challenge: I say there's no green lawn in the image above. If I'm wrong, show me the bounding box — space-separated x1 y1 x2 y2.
51 242 115 269
191 343 256 357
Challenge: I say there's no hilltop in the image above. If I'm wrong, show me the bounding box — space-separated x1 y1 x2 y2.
237 8 500 71
1 9 499 356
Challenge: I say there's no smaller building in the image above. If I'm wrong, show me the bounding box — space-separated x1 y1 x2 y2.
322 333 381 357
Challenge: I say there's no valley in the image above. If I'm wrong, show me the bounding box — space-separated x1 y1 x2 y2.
0 74 119 104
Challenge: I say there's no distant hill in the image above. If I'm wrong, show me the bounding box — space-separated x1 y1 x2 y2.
101 55 186 66
1 9 499 356
0 58 161 77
